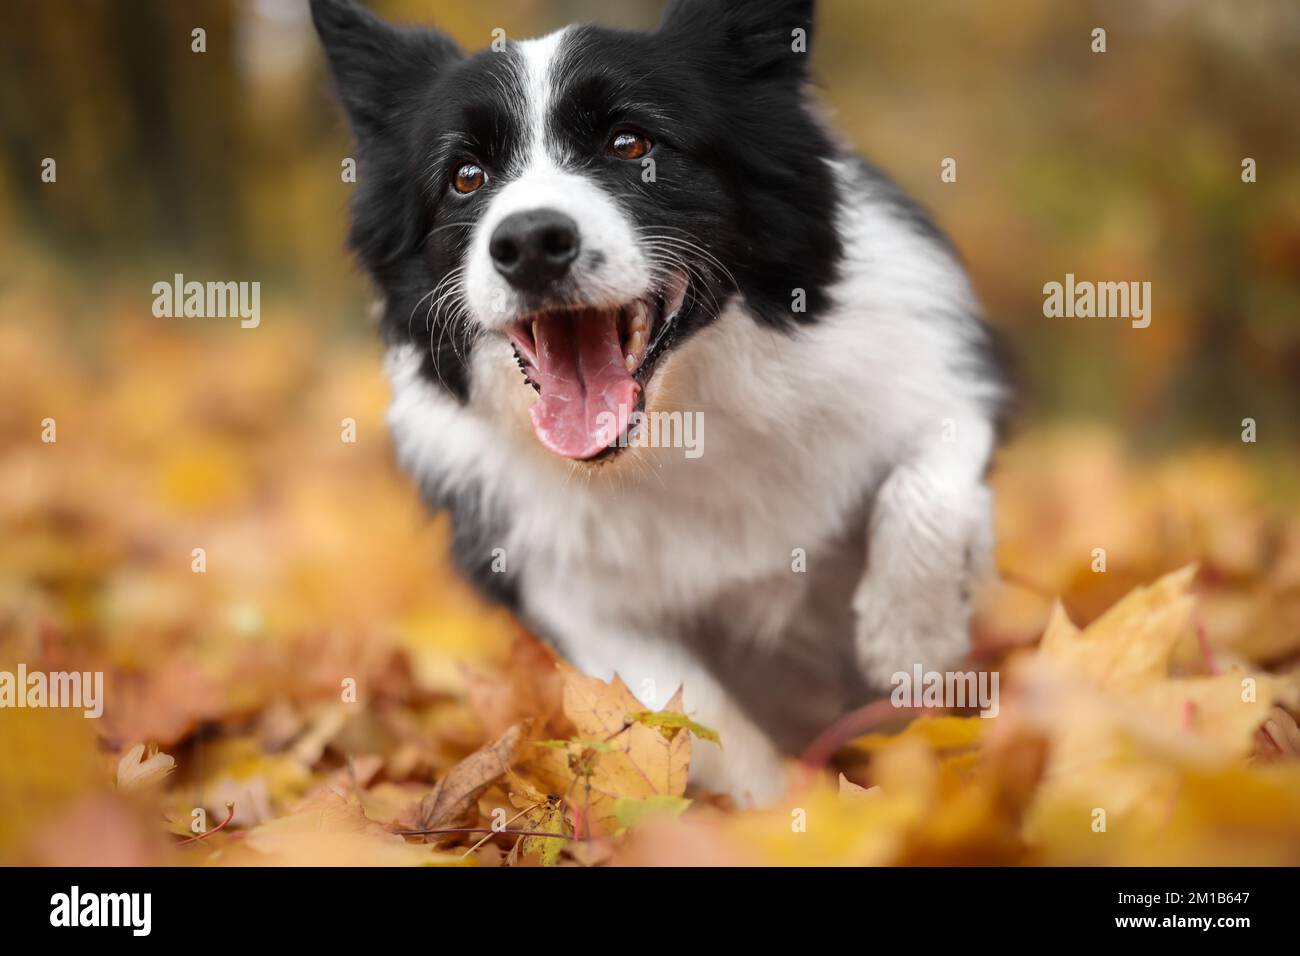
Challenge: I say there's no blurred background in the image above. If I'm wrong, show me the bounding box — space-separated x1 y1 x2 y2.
0 0 1298 865
3 0 1299 439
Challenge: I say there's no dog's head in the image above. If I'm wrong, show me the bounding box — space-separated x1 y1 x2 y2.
312 0 839 461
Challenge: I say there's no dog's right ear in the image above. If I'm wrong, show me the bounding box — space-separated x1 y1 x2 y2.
659 0 815 84
310 0 462 144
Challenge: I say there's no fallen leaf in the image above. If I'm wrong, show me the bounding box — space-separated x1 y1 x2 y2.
628 710 720 744
116 743 176 790
838 773 879 802
516 672 691 836
852 715 986 753
466 631 567 739
613 795 692 830
519 800 568 866
400 720 531 841
214 788 467 866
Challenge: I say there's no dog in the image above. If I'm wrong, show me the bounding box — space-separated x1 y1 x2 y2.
311 0 1011 802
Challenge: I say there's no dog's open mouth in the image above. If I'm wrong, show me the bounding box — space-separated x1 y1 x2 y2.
506 272 689 460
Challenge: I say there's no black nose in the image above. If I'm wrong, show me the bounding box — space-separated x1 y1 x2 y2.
489 209 580 290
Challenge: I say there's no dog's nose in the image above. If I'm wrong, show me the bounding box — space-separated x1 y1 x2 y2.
489 209 580 290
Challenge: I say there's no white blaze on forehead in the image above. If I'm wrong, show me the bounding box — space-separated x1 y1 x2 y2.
462 27 651 331
512 28 570 173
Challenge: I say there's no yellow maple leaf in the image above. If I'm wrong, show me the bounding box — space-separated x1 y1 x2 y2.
1017 565 1289 854
1037 564 1199 691
516 668 692 836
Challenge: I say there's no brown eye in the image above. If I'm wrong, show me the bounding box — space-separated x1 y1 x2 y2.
453 162 486 194
607 130 652 160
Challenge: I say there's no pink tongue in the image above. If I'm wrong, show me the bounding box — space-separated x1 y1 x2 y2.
529 309 640 460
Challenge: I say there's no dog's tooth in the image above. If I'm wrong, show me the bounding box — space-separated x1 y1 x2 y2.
531 320 539 344
625 353 637 372
629 330 644 356
629 302 648 333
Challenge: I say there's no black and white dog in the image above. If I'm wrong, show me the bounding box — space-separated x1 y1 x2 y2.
311 0 1010 801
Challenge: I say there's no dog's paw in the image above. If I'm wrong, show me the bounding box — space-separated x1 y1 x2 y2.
852 570 973 692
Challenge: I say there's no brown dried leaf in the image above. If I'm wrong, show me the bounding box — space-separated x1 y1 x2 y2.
400 719 532 840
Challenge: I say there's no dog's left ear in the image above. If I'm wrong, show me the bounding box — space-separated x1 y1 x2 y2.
310 0 462 144
659 0 815 82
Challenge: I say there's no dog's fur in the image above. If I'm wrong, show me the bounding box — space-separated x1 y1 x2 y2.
312 0 1011 802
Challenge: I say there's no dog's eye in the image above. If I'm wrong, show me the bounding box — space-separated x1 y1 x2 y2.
607 130 652 161
452 162 486 194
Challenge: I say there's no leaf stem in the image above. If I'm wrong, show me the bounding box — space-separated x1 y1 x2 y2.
461 804 540 858
177 801 235 846
393 826 569 839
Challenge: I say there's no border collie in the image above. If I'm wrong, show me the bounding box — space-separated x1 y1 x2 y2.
311 0 1010 802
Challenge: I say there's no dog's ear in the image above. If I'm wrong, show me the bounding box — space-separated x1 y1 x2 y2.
659 0 815 82
310 0 462 143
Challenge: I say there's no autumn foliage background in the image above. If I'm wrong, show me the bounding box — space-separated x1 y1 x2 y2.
1 0 1299 866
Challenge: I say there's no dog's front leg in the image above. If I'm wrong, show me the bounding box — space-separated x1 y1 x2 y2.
853 419 996 691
